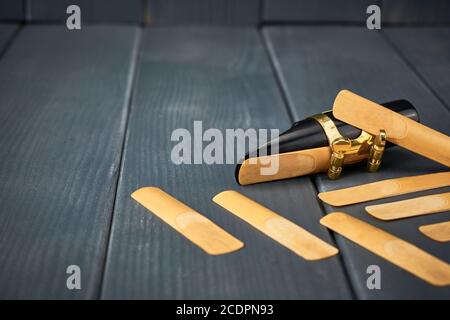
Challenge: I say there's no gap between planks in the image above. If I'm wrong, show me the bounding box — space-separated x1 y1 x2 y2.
97 27 143 299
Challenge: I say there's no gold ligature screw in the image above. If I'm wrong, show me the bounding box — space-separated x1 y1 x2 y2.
367 129 387 172
328 138 351 180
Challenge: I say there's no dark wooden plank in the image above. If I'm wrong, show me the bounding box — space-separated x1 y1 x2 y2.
28 0 143 24
101 27 352 299
383 0 450 24
0 0 24 21
147 0 260 26
264 26 450 299
385 28 450 109
0 25 138 298
0 25 18 53
263 0 377 22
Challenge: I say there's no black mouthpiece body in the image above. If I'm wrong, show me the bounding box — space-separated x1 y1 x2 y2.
235 100 419 183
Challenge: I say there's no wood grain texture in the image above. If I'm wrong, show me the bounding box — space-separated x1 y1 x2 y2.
213 190 338 260
238 147 331 185
321 212 450 287
333 90 450 168
28 0 144 23
132 187 244 255
147 0 259 26
263 26 450 127
264 26 450 298
382 0 450 24
101 27 352 299
385 28 450 111
420 221 450 242
0 0 24 21
238 145 370 185
263 0 377 22
0 25 139 298
318 172 450 206
366 192 450 221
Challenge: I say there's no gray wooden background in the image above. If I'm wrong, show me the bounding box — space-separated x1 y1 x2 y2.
0 0 449 299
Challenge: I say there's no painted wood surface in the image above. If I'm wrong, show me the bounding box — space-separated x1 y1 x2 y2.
1 12 449 298
263 0 376 22
385 28 450 111
0 25 139 298
147 0 259 25
7 1 450 24
0 24 18 55
100 27 352 299
264 26 450 298
0 0 24 21
382 0 450 24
